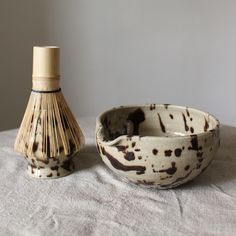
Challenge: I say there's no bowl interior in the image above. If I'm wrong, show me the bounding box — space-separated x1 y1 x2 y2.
99 105 219 141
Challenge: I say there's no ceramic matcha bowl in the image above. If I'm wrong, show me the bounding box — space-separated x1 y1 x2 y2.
96 104 220 189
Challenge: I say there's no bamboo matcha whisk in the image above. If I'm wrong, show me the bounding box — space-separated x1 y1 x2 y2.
14 46 85 178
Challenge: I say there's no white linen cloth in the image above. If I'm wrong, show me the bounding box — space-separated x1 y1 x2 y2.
0 118 236 236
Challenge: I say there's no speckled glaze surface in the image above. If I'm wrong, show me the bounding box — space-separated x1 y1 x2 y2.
96 104 220 189
24 120 80 179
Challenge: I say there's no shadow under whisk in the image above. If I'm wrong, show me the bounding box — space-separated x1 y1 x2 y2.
73 145 104 172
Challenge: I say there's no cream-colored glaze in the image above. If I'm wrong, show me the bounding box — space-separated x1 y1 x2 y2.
96 104 220 189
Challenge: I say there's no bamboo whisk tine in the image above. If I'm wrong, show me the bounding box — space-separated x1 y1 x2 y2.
14 46 85 178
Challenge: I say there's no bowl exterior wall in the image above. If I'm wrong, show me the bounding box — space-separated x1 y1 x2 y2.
96 131 220 189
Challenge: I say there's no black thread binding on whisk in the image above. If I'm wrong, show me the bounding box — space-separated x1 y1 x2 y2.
31 88 61 93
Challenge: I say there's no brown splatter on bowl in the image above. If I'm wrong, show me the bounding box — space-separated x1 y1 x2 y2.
95 104 220 189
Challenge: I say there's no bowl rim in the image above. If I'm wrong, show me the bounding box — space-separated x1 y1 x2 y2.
96 104 220 145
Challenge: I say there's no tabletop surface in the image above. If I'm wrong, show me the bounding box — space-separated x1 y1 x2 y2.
0 118 236 236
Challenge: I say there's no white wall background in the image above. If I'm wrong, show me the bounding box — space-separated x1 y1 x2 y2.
1 0 236 131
